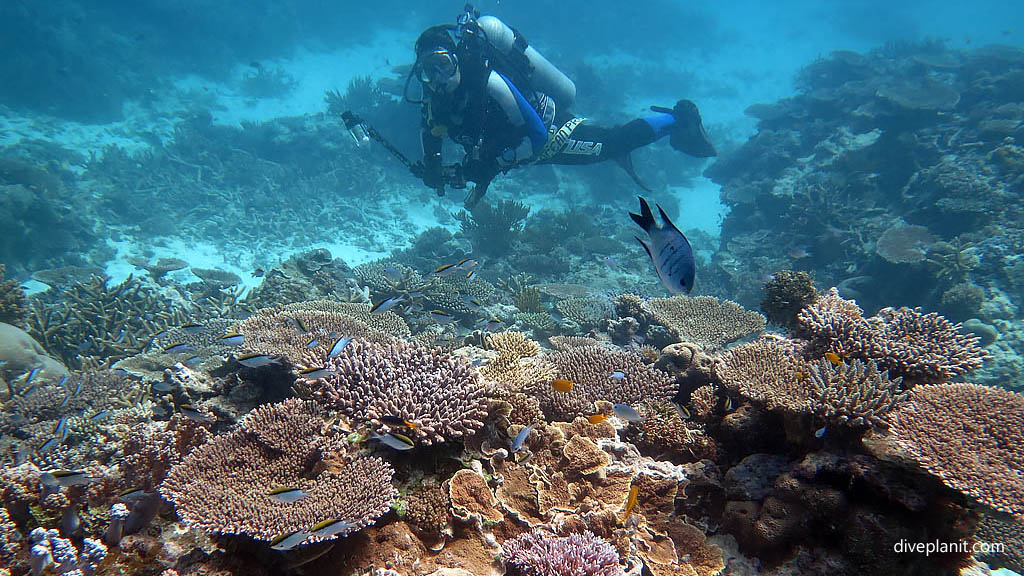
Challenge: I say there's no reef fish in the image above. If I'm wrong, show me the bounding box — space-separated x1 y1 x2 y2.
620 484 639 524
550 379 574 393
219 333 244 346
587 413 608 425
310 518 356 539
824 352 843 366
815 426 828 438
41 470 93 488
613 403 644 422
299 367 335 380
511 423 534 452
630 196 695 294
327 336 353 358
268 488 310 503
370 295 405 314
271 530 310 551
237 354 279 368
455 258 478 269
429 310 457 324
609 371 626 380
380 415 418 430
371 432 415 451
162 342 193 354
180 404 214 424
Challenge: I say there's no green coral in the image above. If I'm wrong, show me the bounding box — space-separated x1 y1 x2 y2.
0 264 28 327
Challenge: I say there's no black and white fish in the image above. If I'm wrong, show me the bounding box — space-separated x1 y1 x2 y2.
369 431 415 451
40 469 93 488
369 295 405 314
237 353 280 368
310 518 356 539
327 336 353 358
630 196 695 295
271 529 310 551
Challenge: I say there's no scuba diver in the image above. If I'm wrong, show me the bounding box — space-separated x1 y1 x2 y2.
405 5 717 208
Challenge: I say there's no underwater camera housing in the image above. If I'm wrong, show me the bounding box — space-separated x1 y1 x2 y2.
341 111 370 146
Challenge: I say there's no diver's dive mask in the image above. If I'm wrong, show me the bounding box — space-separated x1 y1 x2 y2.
417 49 459 86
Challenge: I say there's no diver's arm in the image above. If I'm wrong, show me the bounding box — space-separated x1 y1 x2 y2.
484 70 547 168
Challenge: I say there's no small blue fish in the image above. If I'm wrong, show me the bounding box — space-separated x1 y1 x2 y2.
54 416 68 441
432 263 459 277
180 323 206 334
815 426 827 438
328 336 352 358
299 367 335 380
613 404 644 422
71 378 82 397
461 295 483 311
476 317 503 332
465 270 477 280
89 410 111 422
37 437 61 454
219 333 244 346
57 375 69 389
118 488 149 502
310 518 356 538
382 266 404 284
271 529 310 551
370 432 415 451
370 295 405 314
305 337 319 349
268 487 310 503
183 355 202 365
24 368 39 385
237 354 279 368
609 371 626 380
287 316 310 333
630 196 695 294
511 424 534 452
429 310 456 324
455 258 477 269
162 342 193 354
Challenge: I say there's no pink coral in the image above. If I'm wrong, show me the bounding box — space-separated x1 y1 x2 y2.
502 530 624 576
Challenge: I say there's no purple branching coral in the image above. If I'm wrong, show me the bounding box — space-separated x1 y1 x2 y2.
304 338 488 445
798 288 987 383
502 530 625 576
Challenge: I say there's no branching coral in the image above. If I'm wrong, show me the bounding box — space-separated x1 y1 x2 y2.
306 338 488 445
643 296 766 349
161 399 396 543
713 336 814 414
808 358 908 430
501 530 625 576
27 275 187 369
557 298 613 330
882 383 1024 516
455 199 530 256
798 288 987 383
0 265 27 327
234 300 406 366
537 345 676 420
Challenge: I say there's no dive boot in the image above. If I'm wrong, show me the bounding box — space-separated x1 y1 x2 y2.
651 99 716 158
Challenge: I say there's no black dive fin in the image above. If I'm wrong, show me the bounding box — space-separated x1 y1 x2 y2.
629 196 656 231
615 153 652 192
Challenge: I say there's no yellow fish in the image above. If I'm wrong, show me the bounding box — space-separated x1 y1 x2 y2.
550 379 574 393
824 352 843 366
620 484 639 524
587 413 607 425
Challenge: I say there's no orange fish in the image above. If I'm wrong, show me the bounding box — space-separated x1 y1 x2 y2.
824 352 843 366
550 379 574 393
620 484 639 524
587 413 607 425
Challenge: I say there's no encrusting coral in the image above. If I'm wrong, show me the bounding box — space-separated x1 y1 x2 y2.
160 399 397 544
304 338 488 445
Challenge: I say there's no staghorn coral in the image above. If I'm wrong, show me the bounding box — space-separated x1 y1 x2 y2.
512 312 559 337
548 335 604 351
538 345 676 420
798 288 987 383
643 296 766 349
161 399 396 543
455 199 530 257
307 338 488 445
117 318 240 380
882 383 1024 516
0 265 27 327
714 336 814 414
27 274 188 369
808 358 908 430
501 530 625 576
689 385 718 420
119 414 212 492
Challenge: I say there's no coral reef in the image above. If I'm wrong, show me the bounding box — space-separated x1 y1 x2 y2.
877 382 1024 516
501 530 624 576
807 358 907 431
0 266 27 328
760 270 817 329
643 296 766 349
455 199 530 257
305 338 488 445
161 399 396 543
